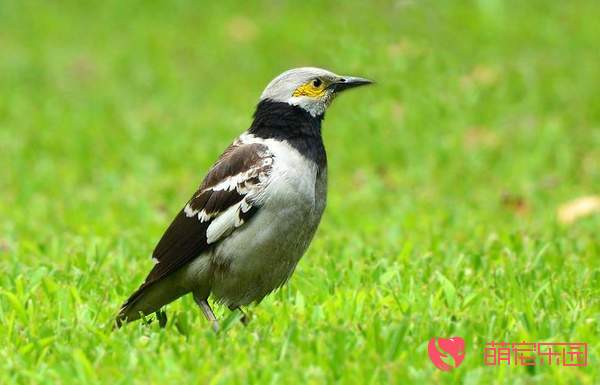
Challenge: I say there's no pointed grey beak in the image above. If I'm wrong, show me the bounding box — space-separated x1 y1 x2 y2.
330 76 374 92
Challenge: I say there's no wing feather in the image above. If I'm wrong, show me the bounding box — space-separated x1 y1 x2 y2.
144 139 273 286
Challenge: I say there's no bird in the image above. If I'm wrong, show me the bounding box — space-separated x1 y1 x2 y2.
116 67 372 331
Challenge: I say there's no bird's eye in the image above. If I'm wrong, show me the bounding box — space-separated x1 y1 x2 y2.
312 78 322 88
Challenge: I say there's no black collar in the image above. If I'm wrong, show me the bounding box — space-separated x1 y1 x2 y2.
249 99 327 168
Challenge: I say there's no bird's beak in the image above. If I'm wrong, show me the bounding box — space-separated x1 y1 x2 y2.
329 76 374 92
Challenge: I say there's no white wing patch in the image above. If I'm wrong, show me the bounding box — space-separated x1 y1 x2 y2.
178 134 275 243
184 203 216 222
206 201 242 244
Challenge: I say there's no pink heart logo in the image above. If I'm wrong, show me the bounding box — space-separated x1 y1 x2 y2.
428 337 466 371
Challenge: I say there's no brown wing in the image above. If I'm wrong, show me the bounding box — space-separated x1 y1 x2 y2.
119 140 273 313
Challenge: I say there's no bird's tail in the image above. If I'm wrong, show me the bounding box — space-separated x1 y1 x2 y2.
114 282 153 328
114 276 189 329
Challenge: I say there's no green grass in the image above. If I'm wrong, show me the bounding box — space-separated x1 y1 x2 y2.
1 0 599 384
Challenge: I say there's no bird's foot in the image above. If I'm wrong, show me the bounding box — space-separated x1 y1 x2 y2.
210 320 220 333
240 312 250 326
156 309 168 328
229 306 250 326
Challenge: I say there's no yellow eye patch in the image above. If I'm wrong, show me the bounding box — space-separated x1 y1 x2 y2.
292 79 327 98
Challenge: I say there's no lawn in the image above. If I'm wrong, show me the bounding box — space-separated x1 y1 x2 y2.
0 1 598 384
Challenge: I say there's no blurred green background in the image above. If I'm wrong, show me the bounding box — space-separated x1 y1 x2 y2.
0 1 598 384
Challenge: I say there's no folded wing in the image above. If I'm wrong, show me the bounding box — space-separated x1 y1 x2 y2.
119 138 274 313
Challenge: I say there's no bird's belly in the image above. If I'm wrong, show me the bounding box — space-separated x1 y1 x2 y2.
210 169 326 307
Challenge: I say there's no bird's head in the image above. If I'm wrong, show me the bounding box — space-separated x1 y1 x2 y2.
260 67 373 117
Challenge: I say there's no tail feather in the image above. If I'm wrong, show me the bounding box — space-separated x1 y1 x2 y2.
115 274 190 328
115 282 154 328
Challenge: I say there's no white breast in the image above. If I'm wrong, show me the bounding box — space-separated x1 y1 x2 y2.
208 139 326 306
266 140 319 208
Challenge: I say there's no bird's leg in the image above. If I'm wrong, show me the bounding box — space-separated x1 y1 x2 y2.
229 305 250 326
193 292 219 333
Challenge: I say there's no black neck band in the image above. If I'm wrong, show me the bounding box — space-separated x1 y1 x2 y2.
249 100 327 168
